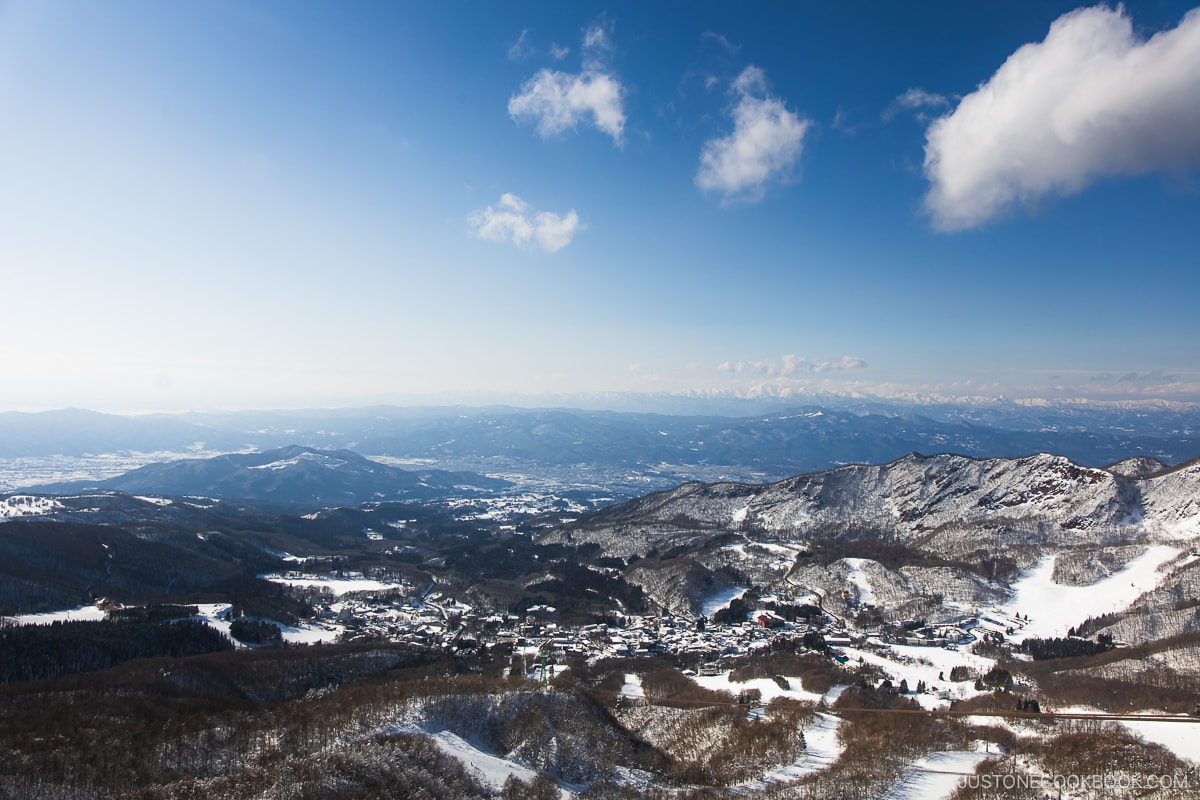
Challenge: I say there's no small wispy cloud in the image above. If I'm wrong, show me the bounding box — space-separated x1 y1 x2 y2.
717 354 867 376
882 87 949 122
832 107 867 136
695 66 810 203
508 29 534 61
701 31 740 55
1090 370 1179 385
1070 368 1200 399
508 19 626 145
582 21 611 58
467 193 582 253
924 5 1200 231
550 43 570 61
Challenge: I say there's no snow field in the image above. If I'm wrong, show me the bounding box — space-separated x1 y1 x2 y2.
1042 706 1200 767
1001 545 1180 640
880 744 996 800
0 494 64 517
672 674 850 786
418 727 546 793
740 712 844 788
1122 716 1200 764
378 724 583 798
192 602 342 646
837 642 999 708
6 601 335 648
620 673 644 701
260 574 408 596
132 495 172 506
191 602 238 645
700 586 750 618
843 558 877 606
724 541 803 573
277 621 341 645
7 605 108 625
691 670 824 704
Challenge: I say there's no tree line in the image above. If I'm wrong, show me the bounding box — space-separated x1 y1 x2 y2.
0 618 233 684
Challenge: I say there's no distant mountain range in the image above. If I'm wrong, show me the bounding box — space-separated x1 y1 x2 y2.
2 402 1199 489
31 445 509 507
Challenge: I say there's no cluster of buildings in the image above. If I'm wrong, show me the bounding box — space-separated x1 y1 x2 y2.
308 584 918 671
283 574 1005 702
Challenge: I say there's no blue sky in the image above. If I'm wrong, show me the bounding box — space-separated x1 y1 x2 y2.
1 1 1198 412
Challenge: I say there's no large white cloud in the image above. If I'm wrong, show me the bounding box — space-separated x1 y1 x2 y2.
467 193 581 253
924 5 1200 231
508 22 625 145
696 66 810 203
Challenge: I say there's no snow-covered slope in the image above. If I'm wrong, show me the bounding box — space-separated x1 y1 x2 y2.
1138 457 1200 539
0 495 64 518
1001 545 1181 640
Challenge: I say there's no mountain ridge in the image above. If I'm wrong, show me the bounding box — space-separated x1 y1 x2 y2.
30 445 509 508
542 450 1200 625
564 450 1200 540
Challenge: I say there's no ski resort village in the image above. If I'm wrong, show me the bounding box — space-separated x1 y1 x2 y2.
5 448 1200 797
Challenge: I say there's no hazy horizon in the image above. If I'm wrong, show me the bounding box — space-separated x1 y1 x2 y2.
4 387 1200 419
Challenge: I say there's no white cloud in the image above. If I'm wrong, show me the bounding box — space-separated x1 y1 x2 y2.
467 193 581 253
509 69 625 143
550 43 570 61
508 20 625 145
717 354 867 377
695 66 810 203
531 208 581 252
924 5 1200 231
